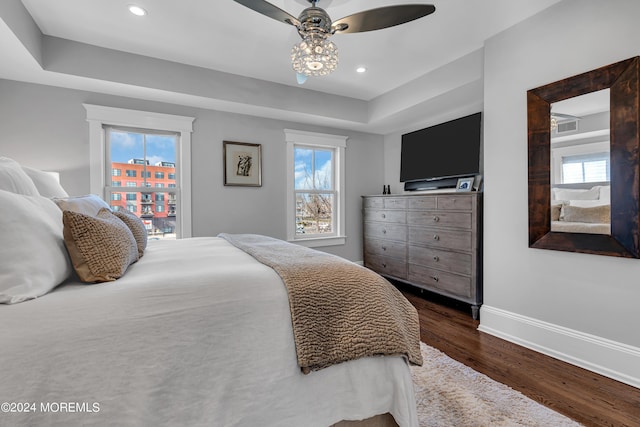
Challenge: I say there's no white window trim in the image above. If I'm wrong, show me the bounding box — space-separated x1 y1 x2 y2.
84 104 195 238
284 129 347 248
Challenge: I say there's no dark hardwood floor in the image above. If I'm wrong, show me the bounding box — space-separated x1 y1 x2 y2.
398 284 640 427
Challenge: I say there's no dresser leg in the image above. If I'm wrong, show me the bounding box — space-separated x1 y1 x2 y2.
471 305 479 320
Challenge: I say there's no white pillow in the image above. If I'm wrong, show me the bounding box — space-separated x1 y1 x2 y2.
553 187 600 201
0 190 73 304
54 194 110 217
21 165 69 198
0 157 39 196
570 199 610 208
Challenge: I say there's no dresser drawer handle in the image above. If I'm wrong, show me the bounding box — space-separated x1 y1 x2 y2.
381 213 386 219
430 275 439 282
433 234 440 241
382 229 387 234
382 262 387 268
382 246 387 251
433 216 440 222
433 256 439 262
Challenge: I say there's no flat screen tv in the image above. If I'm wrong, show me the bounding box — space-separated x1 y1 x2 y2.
400 112 481 190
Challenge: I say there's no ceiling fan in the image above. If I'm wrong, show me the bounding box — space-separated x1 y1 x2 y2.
232 0 436 81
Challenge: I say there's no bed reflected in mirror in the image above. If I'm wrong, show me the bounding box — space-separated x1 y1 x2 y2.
550 89 611 235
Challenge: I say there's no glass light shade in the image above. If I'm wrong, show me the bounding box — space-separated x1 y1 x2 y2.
291 37 338 77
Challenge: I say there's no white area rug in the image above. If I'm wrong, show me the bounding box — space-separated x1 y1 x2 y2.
411 342 585 426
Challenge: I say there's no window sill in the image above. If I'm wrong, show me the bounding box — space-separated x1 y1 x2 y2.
289 236 346 248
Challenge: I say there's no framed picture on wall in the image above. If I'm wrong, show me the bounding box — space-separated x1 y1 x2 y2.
223 141 262 187
456 177 474 192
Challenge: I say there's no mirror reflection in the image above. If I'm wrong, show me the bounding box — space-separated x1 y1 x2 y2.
550 89 611 235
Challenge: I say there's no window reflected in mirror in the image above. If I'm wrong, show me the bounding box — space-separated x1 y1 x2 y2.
550 89 611 235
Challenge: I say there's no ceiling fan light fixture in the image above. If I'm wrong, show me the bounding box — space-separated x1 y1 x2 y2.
291 35 338 77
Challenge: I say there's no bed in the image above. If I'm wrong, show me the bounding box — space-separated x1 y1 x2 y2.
551 185 611 235
0 157 421 427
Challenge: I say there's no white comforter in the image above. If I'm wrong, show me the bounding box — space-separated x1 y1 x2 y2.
1 237 417 427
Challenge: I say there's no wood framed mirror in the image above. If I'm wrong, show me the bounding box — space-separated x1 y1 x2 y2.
528 56 640 257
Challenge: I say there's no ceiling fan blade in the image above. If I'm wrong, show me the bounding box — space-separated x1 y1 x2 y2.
232 0 300 27
332 4 435 34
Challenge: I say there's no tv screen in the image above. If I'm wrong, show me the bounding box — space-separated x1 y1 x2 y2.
400 112 481 183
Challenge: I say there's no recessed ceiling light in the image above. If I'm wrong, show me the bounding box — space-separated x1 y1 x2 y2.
128 5 147 16
356 67 367 73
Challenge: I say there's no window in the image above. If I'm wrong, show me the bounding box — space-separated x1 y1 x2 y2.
155 172 164 179
85 104 194 238
112 168 121 176
111 193 121 201
168 173 176 180
155 183 164 188
126 193 137 201
111 181 121 186
562 152 610 184
156 205 164 213
285 129 347 247
126 182 137 187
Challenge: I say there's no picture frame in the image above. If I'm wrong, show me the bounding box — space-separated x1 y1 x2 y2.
456 177 474 192
223 141 262 187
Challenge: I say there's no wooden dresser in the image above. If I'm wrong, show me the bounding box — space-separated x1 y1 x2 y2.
363 192 482 319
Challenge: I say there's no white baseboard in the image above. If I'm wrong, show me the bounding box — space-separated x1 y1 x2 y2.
478 305 640 389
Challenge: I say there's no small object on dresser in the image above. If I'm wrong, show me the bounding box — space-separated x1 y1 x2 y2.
383 185 387 195
386 185 391 194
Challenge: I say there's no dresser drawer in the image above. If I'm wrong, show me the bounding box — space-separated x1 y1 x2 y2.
365 238 406 259
365 255 407 279
409 197 437 210
363 197 383 209
408 245 471 275
364 209 406 224
408 264 471 298
384 197 407 209
408 227 472 252
407 210 472 229
364 222 406 241
437 195 473 211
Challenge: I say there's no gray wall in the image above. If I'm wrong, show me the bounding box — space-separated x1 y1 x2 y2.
0 79 384 261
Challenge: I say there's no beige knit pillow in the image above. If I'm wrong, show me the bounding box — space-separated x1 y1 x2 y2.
561 204 610 224
113 209 148 258
63 208 139 283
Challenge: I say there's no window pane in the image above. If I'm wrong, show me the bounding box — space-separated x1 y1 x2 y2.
562 163 583 184
295 193 334 235
110 131 144 163
294 147 314 190
314 149 333 189
583 160 608 182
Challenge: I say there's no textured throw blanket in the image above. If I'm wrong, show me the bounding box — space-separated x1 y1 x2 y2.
219 233 423 373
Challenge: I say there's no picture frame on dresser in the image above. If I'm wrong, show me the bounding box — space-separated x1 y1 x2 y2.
456 177 474 192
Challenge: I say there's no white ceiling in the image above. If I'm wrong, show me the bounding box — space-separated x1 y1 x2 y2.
2 0 562 133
